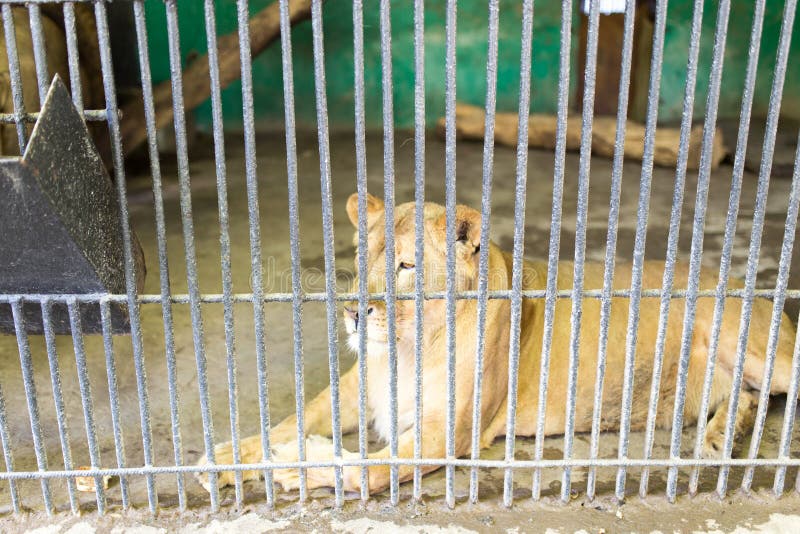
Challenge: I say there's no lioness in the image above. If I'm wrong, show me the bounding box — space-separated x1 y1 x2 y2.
198 193 797 494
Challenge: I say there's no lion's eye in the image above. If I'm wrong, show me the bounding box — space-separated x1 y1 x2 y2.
398 262 415 271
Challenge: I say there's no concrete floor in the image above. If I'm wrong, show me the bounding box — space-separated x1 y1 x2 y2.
0 128 799 526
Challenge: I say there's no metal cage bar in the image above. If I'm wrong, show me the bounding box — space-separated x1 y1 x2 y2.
98 299 130 509
164 0 219 511
743 129 800 492
3 288 800 305
203 0 244 507
715 0 797 497
532 0 570 501
665 0 731 503
774 179 800 494
502 0 534 508
639 0 706 497
0 379 19 514
614 0 668 501
2 4 28 151
131 0 185 510
469 0 499 505
443 0 458 509
279 0 309 503
561 0 599 502
687 0 768 497
41 299 79 514
94 0 159 513
62 2 82 112
411 0 426 503
379 0 400 505
26 4 49 106
586 0 635 502
236 0 275 506
351 0 370 504
310 0 345 505
67 299 107 515
10 299 52 514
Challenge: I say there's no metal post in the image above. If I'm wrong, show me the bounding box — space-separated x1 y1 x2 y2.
469 0 499 505
204 0 243 506
131 0 184 510
95 0 159 512
310 0 344 505
164 0 218 510
279 0 308 502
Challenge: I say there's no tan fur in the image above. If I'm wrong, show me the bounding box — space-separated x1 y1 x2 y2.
197 195 797 494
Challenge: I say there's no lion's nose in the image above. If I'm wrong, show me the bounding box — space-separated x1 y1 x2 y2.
343 305 374 330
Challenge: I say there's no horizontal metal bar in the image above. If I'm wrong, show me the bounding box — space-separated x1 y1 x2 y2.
2 457 800 481
0 109 108 123
1 288 799 305
0 0 102 4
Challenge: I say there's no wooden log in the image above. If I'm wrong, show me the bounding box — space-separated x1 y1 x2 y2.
119 0 314 156
437 103 728 170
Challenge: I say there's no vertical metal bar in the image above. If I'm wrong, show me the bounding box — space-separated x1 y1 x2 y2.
775 306 800 495
411 0 426 502
10 299 52 514
613 0 668 502
791 463 800 496
2 5 28 151
0 377 19 514
41 299 79 514
716 0 796 497
203 0 243 506
639 0 708 497
98 299 130 509
586 0 635 502
532 0 570 501
443 0 458 509
468 0 499 505
743 132 800 492
67 299 107 515
235 0 273 505
26 4 49 106
310 0 344 505
378 0 400 506
351 0 369 503
131 0 184 510
95 0 158 512
561 0 599 503
773 144 800 497
164 0 218 511
279 0 307 502
665 0 731 502
687 0 766 497
503 0 534 509
62 2 83 112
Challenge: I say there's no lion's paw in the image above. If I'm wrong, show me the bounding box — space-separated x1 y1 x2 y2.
195 440 261 493
702 431 725 459
271 435 358 491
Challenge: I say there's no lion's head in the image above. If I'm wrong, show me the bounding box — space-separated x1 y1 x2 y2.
341 193 487 355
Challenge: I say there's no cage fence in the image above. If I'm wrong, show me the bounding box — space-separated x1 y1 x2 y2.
0 0 797 518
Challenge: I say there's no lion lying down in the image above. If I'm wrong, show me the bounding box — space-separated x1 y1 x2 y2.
197 193 797 494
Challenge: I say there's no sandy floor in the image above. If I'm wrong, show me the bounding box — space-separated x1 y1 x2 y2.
0 129 798 528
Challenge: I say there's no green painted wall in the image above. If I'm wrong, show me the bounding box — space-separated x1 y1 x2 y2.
142 1 799 131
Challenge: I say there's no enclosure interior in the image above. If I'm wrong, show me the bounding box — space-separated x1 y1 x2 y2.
0 0 798 515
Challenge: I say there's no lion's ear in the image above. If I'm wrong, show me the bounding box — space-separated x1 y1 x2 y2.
455 205 482 253
346 192 385 229
435 205 482 254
